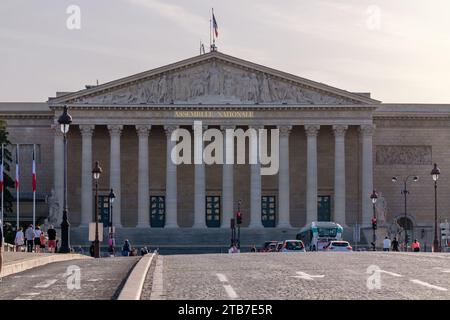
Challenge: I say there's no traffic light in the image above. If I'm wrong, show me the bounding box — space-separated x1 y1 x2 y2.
371 217 377 230
236 211 242 225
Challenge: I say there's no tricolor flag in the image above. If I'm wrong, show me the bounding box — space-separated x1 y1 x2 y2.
32 145 36 192
15 145 19 191
0 144 4 192
212 11 218 38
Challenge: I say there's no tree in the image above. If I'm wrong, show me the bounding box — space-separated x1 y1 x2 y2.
0 120 15 242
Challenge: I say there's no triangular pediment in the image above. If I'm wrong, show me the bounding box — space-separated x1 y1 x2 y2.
49 51 379 105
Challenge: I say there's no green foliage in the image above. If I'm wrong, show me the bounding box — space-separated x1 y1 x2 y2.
0 120 14 217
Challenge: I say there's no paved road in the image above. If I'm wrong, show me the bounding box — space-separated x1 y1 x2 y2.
141 252 450 300
0 257 139 300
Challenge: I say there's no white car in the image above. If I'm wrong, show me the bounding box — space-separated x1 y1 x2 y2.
324 241 353 252
281 240 306 252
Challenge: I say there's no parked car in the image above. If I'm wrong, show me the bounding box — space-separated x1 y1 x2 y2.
324 241 353 252
281 240 306 252
262 241 279 252
276 241 283 252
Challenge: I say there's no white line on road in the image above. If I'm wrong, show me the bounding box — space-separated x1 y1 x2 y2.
379 270 403 277
410 279 448 291
291 271 325 281
216 273 239 299
34 279 58 288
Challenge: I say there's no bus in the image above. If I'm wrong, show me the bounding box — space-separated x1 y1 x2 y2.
296 221 344 251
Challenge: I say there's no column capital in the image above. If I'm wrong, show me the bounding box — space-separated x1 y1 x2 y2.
192 124 208 131
304 124 320 137
164 124 179 136
332 125 348 138
278 125 292 137
79 124 95 137
249 124 265 130
107 124 123 136
136 124 151 137
359 124 376 137
220 125 236 131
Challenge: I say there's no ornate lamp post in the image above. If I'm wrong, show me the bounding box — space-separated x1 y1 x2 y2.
58 106 72 253
108 188 115 255
370 190 378 251
392 175 418 251
431 163 440 252
92 161 102 258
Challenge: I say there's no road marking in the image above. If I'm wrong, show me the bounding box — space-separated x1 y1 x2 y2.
432 267 450 273
379 270 402 277
223 285 238 299
216 273 239 299
216 273 228 283
34 279 58 288
150 256 164 300
291 271 325 281
410 279 448 291
21 293 40 296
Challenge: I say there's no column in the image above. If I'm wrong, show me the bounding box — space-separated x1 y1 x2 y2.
360 124 375 226
278 125 292 228
221 125 235 228
164 125 179 228
333 125 348 227
136 125 151 228
193 124 206 228
305 124 320 224
53 125 64 226
249 125 263 228
108 125 123 228
80 125 94 227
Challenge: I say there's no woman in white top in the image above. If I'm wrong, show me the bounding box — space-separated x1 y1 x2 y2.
15 227 25 251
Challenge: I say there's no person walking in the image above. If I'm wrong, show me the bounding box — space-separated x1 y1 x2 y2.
89 242 95 257
122 240 131 256
140 246 149 256
34 226 42 253
14 227 25 251
392 237 399 252
25 225 35 253
250 244 257 252
47 225 57 253
412 239 421 252
383 236 391 252
39 231 46 252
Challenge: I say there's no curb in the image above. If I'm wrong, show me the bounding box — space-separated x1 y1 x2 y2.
1 254 90 278
117 252 156 300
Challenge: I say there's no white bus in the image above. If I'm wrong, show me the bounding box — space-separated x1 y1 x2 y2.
296 221 344 251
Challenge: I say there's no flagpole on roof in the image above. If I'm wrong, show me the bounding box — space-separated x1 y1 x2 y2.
212 8 215 46
16 144 19 230
1 143 4 230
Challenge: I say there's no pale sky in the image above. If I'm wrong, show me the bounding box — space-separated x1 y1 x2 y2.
1 0 449 103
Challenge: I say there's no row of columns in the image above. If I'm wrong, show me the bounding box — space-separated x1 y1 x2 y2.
53 123 375 228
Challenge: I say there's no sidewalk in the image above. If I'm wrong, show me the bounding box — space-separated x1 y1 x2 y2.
1 252 90 278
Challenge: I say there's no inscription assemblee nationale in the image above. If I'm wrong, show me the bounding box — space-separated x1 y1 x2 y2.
174 110 254 118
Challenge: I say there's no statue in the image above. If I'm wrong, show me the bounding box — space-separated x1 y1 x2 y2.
375 192 388 226
260 75 271 102
46 189 60 226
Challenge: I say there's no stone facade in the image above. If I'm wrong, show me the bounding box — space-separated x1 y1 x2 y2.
1 52 449 247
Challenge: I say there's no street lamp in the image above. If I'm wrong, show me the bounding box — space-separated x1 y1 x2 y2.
92 161 102 258
58 105 72 253
108 188 115 255
431 163 440 252
370 190 378 251
392 175 419 251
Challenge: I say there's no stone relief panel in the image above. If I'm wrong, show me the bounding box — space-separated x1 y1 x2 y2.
74 61 354 105
375 145 432 165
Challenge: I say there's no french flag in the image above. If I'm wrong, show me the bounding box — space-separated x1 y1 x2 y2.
32 146 36 193
15 145 19 191
212 12 218 38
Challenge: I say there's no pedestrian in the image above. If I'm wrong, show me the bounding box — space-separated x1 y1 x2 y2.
47 225 57 253
140 246 149 256
89 242 95 257
392 237 399 252
412 239 421 252
25 224 35 253
250 244 257 252
34 226 42 253
122 240 131 256
383 236 391 252
14 227 25 251
130 248 138 256
39 231 46 252
78 246 84 255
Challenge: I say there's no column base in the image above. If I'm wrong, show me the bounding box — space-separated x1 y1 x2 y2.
247 223 264 229
113 223 123 228
276 223 292 229
136 223 150 228
164 223 179 228
192 224 207 229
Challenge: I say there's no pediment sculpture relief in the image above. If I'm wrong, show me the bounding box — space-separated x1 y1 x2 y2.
75 61 353 105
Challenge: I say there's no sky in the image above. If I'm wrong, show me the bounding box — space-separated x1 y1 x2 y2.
0 0 449 103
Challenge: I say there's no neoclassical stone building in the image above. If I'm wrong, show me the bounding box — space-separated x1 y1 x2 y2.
1 51 449 247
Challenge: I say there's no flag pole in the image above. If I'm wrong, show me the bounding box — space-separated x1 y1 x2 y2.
33 144 36 229
16 144 19 230
1 143 4 230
